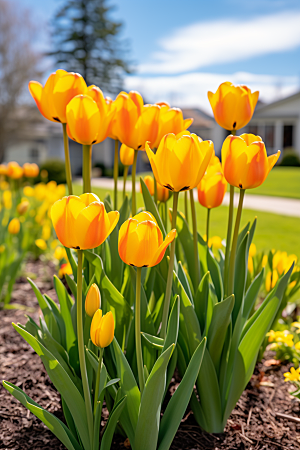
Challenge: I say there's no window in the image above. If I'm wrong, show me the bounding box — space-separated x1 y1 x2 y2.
30 148 39 161
265 125 274 148
283 125 294 148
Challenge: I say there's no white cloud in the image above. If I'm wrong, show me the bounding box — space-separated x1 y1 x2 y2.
124 72 299 112
138 10 300 75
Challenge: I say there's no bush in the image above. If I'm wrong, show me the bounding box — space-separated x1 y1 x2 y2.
280 148 300 167
38 159 66 184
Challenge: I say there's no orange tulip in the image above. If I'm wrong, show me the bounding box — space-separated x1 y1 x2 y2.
118 211 176 267
7 162 23 179
145 133 214 192
90 309 114 348
0 164 8 176
141 175 154 196
120 143 135 166
8 218 20 234
197 156 227 209
29 70 87 123
221 134 280 189
23 163 39 178
51 193 119 250
156 183 170 203
152 103 193 148
208 82 259 131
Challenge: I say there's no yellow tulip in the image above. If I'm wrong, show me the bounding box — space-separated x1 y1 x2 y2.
141 176 154 196
249 243 257 258
265 270 279 291
90 309 114 348
17 200 29 215
3 190 12 209
7 162 23 179
156 183 170 203
54 246 67 260
0 164 8 176
120 143 135 166
222 134 280 190
197 156 227 209
58 262 73 278
29 70 87 123
208 235 223 249
8 218 20 234
23 186 35 197
0 181 9 190
23 163 39 178
152 103 193 148
146 133 214 192
85 283 101 317
248 256 254 274
66 88 114 145
51 193 119 250
118 211 176 267
35 239 47 250
208 82 259 131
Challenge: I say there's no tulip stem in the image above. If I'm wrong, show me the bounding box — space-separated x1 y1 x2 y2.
77 250 94 446
135 266 145 394
123 166 128 200
154 178 158 206
164 201 168 233
228 189 245 296
82 144 92 193
224 185 234 296
62 123 73 195
132 150 138 216
160 191 179 339
206 208 211 244
184 191 189 226
190 188 200 289
94 347 104 416
114 140 119 209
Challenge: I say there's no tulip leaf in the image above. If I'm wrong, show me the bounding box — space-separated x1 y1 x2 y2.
53 275 76 354
100 395 127 450
233 231 249 325
177 262 194 302
134 344 174 450
141 332 164 349
175 210 197 289
65 274 77 301
158 338 206 450
207 248 223 302
140 177 166 236
236 221 250 250
242 268 264 325
12 324 90 450
65 248 78 282
3 382 81 450
194 271 210 335
163 295 180 353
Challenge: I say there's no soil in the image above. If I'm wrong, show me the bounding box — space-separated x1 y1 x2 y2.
1 259 300 450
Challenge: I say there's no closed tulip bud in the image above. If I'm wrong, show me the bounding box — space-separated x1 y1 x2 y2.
85 283 101 317
23 163 39 178
197 156 227 209
35 239 47 250
17 200 29 215
146 133 214 192
51 193 119 250
156 183 170 203
0 164 8 176
118 211 176 267
208 82 259 131
222 134 280 190
249 243 257 258
141 176 154 196
90 309 114 348
29 70 87 123
8 218 20 235
120 144 135 166
7 162 23 179
152 103 193 148
3 190 12 209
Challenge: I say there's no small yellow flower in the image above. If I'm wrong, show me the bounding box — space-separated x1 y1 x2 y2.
265 270 279 292
284 367 300 382
248 256 254 274
58 262 72 278
8 218 20 235
54 246 67 261
35 239 47 250
249 243 256 257
262 254 268 268
292 322 300 333
295 342 300 351
85 283 101 318
23 186 35 197
208 236 223 249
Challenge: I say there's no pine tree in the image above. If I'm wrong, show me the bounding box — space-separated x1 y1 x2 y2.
49 0 131 93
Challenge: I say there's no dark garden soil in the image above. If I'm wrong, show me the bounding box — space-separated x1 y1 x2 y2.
1 259 300 450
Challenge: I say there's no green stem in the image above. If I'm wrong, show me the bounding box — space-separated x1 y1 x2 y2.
113 140 119 209
190 189 200 288
228 189 245 295
131 150 138 216
206 208 211 244
164 200 168 233
135 267 145 393
224 185 234 296
184 191 189 226
62 123 73 195
82 144 92 193
94 347 104 416
77 250 94 446
160 191 179 338
154 178 158 206
123 166 129 201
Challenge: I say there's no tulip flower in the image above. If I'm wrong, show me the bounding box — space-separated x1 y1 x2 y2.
120 143 135 166
141 175 155 196
58 262 73 279
146 133 214 193
222 134 280 190
51 193 119 250
152 103 193 148
2 190 12 209
17 200 29 215
0 164 8 176
208 82 259 131
198 156 227 209
7 162 23 180
8 218 20 235
90 309 114 348
85 283 101 318
35 239 47 250
23 163 39 178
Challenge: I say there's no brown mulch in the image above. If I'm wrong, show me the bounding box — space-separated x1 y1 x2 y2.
1 260 300 450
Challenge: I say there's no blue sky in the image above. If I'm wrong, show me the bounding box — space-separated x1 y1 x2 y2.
19 0 300 112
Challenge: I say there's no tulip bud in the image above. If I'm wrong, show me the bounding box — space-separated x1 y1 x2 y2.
85 283 101 317
120 144 135 166
35 239 47 250
8 218 20 235
141 176 154 196
17 200 30 215
90 309 114 348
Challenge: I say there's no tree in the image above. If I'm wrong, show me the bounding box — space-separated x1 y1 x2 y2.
0 0 41 162
49 0 131 94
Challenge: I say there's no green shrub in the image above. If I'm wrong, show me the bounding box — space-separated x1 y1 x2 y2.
38 159 66 184
280 148 300 167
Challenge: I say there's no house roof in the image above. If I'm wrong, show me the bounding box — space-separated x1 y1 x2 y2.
181 107 214 128
255 90 300 113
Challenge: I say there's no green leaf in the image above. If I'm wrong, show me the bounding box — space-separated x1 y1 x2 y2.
53 275 76 354
65 248 78 282
194 271 210 335
100 396 127 450
3 382 81 450
65 274 77 301
242 269 264 324
141 332 164 349
232 231 249 325
175 210 197 288
140 178 166 236
158 338 206 450
207 248 223 302
236 221 250 250
177 262 194 302
163 295 180 353
134 344 174 450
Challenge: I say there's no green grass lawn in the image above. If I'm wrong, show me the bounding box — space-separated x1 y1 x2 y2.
74 184 300 261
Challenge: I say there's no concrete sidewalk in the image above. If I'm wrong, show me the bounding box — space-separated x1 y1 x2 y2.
76 178 300 218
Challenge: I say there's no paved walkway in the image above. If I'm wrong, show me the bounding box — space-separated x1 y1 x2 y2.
76 178 300 218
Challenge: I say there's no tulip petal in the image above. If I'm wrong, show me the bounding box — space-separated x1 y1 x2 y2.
75 202 112 250
51 196 86 248
150 229 177 266
80 193 101 206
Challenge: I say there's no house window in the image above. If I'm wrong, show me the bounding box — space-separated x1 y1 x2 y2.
283 125 293 148
30 148 39 161
265 125 274 148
